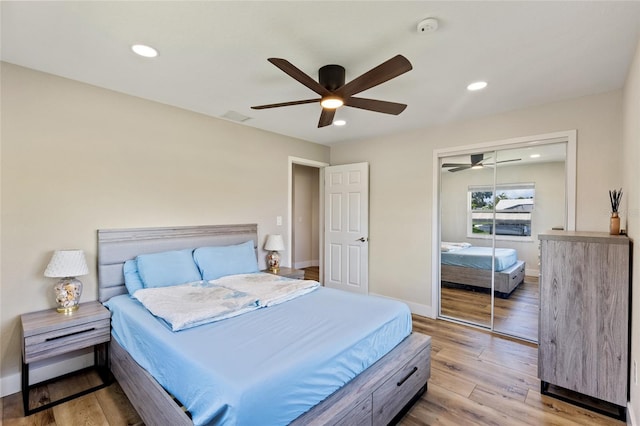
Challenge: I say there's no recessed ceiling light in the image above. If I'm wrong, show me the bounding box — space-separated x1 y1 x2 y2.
530 154 541 158
333 120 346 126
467 81 488 91
131 44 158 58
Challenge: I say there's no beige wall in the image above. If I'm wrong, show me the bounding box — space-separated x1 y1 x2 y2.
331 90 623 313
292 164 320 268
0 63 329 395
441 161 566 276
623 38 640 423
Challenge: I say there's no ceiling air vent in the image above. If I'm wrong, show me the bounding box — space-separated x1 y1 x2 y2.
221 111 252 122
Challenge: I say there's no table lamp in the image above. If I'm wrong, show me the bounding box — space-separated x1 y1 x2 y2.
44 249 89 314
264 234 285 273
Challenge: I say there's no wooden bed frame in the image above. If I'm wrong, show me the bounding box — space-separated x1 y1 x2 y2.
441 259 526 298
98 224 431 425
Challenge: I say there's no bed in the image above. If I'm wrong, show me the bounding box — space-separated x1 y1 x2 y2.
98 224 431 426
440 242 525 298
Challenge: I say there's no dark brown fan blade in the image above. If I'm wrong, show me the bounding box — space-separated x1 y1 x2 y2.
496 158 522 164
344 97 407 115
442 163 471 168
449 165 472 172
318 108 335 128
251 99 320 110
337 55 412 98
268 58 331 97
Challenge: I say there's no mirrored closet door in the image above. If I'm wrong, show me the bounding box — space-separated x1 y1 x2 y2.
438 137 571 342
440 151 494 328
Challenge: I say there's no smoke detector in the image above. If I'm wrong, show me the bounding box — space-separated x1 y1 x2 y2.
417 18 439 34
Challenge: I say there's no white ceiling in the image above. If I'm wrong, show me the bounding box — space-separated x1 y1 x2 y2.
440 141 568 172
2 1 639 146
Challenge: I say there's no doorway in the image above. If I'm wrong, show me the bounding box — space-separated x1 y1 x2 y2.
292 164 320 270
433 131 576 342
288 157 329 282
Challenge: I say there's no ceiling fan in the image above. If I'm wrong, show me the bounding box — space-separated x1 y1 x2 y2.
251 55 412 128
442 153 522 172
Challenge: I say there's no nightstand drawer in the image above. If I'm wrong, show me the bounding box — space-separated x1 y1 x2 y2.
24 319 110 364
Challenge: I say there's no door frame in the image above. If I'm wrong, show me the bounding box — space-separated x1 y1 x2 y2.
288 156 330 280
431 130 577 320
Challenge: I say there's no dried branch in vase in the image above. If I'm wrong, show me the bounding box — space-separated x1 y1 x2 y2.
609 188 623 213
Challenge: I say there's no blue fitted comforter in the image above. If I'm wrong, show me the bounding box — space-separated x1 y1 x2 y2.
106 286 412 426
441 246 517 271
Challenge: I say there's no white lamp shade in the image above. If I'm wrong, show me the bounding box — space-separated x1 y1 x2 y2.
264 234 285 251
44 250 89 278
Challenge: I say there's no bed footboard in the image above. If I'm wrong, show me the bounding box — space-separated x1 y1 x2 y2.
110 332 431 426
441 260 525 296
292 331 431 425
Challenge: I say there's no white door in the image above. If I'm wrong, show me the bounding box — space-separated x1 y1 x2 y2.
324 162 369 294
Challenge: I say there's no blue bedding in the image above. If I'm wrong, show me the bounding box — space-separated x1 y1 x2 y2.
106 287 412 426
441 246 517 271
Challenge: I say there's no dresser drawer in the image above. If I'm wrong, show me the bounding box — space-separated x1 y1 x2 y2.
372 346 430 426
23 318 110 363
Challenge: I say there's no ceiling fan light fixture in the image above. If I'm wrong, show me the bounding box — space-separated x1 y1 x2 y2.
333 119 346 126
252 55 412 127
467 81 488 91
131 44 158 58
471 164 484 170
320 96 344 109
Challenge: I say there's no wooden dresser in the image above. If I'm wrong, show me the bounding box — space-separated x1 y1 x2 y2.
538 231 630 419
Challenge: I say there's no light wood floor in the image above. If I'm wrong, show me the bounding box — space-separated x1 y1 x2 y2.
441 277 539 342
2 368 143 426
302 265 320 281
2 315 623 425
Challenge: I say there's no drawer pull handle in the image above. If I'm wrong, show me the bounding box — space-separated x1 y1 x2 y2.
397 366 418 387
45 328 95 341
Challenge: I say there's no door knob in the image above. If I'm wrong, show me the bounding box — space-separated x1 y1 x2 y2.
356 237 368 242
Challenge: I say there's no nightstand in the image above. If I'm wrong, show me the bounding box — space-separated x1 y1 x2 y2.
21 300 111 415
263 267 305 280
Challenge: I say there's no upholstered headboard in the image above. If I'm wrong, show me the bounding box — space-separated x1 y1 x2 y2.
97 224 258 302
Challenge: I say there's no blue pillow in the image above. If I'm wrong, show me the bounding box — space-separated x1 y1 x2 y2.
123 259 144 295
193 240 259 281
136 249 201 288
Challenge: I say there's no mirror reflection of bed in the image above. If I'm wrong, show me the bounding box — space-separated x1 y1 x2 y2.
439 242 539 341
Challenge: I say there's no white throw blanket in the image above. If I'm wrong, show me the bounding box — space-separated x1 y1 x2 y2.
209 273 320 307
441 241 472 252
134 281 259 331
134 274 320 331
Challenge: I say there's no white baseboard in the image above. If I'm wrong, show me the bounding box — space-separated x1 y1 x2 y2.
525 268 540 277
368 292 434 318
293 259 319 269
628 401 636 426
0 350 93 398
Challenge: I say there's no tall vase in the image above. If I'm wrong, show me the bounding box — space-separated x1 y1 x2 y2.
610 212 620 235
